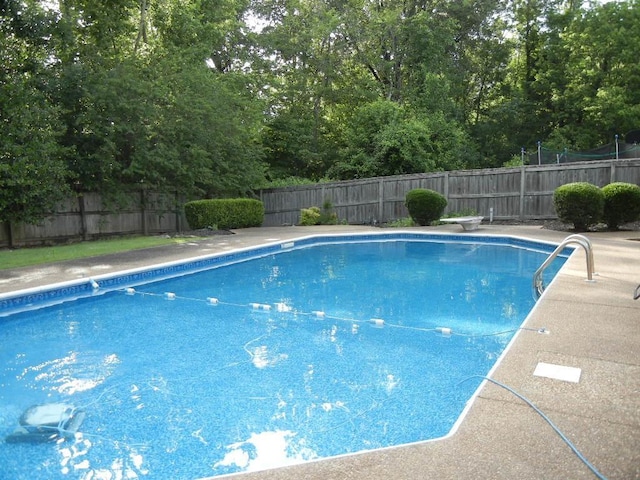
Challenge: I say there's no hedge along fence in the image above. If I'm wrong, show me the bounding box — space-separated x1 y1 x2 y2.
258 158 640 226
184 198 264 230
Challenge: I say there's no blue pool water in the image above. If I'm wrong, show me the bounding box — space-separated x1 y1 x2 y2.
0 234 568 480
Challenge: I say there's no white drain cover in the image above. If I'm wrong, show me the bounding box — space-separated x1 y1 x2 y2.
533 362 582 383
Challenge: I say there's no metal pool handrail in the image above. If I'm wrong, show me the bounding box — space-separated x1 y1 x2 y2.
533 234 595 298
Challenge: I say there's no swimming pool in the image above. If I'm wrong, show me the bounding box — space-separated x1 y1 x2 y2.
0 233 569 480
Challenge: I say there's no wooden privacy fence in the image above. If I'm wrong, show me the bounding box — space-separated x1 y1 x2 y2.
259 159 640 227
2 158 639 247
1 191 186 248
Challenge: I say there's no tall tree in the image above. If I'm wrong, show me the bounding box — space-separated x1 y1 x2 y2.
543 0 640 148
0 1 70 239
52 0 266 198
464 0 640 164
256 0 493 179
255 0 356 179
4 0 640 212
328 100 468 179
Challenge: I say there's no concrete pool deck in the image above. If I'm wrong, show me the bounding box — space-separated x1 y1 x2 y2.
1 224 638 480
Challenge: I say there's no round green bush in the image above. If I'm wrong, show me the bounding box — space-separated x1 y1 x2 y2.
602 182 640 230
553 182 604 231
299 206 321 226
405 189 447 226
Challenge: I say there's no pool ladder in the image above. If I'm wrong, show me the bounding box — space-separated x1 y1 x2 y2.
533 234 595 298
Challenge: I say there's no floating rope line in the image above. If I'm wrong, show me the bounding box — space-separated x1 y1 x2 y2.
118 288 549 338
120 288 248 308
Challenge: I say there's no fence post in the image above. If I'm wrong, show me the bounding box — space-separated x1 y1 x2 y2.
78 194 88 241
3 221 14 248
519 165 526 221
611 162 616 183
378 178 384 223
537 141 542 165
443 172 449 204
175 191 183 233
140 188 148 236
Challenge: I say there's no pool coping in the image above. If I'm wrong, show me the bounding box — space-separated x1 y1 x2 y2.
1 224 638 480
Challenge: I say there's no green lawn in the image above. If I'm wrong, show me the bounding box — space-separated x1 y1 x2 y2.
0 236 198 270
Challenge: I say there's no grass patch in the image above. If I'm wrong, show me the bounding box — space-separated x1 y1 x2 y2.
0 236 196 270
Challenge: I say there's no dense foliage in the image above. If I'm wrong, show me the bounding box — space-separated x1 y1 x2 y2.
602 182 640 230
184 198 264 230
2 0 639 225
299 207 322 226
405 189 447 226
299 201 338 225
553 183 604 231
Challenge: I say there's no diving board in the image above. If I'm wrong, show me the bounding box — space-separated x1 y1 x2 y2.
439 216 484 231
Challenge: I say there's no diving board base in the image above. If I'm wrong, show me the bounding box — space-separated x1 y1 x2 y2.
439 216 484 231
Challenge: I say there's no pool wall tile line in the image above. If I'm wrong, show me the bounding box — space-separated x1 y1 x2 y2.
0 232 572 317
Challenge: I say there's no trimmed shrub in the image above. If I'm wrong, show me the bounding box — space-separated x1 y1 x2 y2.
405 189 447 226
553 182 604 231
602 182 640 229
184 198 264 230
300 206 321 226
